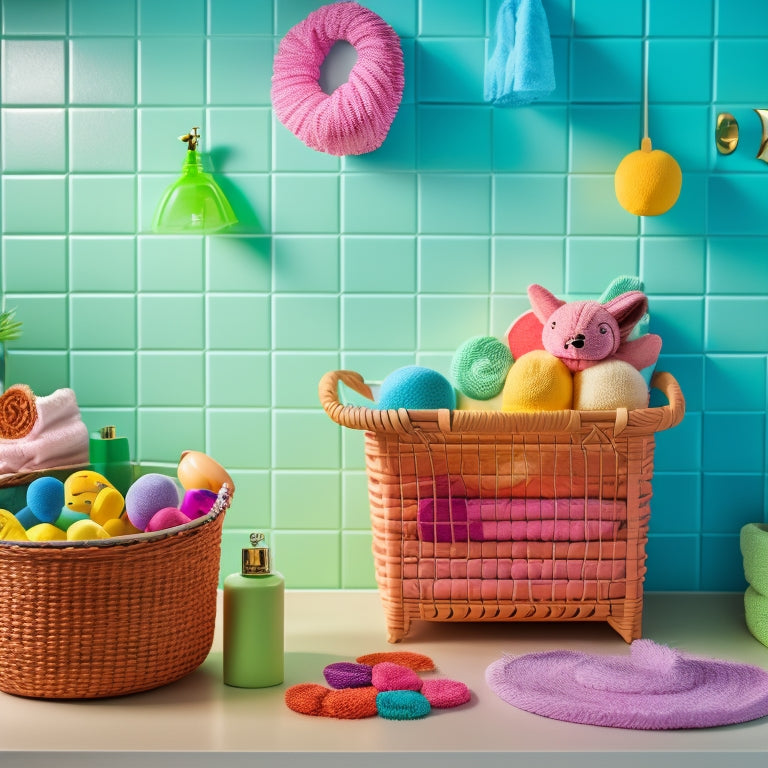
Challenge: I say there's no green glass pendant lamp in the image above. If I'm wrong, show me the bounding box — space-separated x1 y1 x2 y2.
151 127 238 234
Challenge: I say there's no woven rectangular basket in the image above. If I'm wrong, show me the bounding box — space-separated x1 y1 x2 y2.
320 370 684 644
0 470 230 699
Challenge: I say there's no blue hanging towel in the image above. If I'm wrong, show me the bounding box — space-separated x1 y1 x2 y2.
484 0 556 106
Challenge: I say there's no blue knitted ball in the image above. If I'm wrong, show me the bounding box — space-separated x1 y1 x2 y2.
376 366 456 411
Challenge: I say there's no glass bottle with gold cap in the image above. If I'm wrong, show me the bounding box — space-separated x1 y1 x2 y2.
223 532 284 687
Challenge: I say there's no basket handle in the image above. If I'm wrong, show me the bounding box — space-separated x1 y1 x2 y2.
319 370 377 430
648 370 685 431
318 369 449 434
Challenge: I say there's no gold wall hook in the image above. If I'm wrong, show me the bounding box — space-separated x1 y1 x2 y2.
715 112 739 155
180 127 200 151
755 109 768 163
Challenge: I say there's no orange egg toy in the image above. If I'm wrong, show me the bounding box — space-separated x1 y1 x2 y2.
177 450 234 494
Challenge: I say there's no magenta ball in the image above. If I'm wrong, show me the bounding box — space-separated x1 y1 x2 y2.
180 488 218 520
145 506 190 533
125 473 180 531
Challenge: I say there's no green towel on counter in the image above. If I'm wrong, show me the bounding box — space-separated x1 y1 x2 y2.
745 586 768 648
742 523 768 595
741 523 768 648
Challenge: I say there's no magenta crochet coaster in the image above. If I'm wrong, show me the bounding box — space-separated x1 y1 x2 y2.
323 662 372 689
486 639 768 730
286 651 470 720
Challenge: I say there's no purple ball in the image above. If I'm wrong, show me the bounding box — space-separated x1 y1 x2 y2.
125 473 180 531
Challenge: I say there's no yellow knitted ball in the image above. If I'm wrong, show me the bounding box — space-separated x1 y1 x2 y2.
573 360 649 411
501 350 573 412
615 137 682 216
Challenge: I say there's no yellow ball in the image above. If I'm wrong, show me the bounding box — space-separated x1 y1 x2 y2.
103 516 141 537
67 519 110 541
615 137 682 216
0 509 29 541
90 487 125 525
501 350 573 412
26 523 67 542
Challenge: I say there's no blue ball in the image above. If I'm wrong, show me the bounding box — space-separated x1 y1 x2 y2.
377 366 456 411
27 476 66 523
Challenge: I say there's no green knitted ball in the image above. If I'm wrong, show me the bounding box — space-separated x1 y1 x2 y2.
450 336 514 400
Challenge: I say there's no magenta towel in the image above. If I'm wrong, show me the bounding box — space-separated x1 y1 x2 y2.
417 497 624 543
486 639 768 729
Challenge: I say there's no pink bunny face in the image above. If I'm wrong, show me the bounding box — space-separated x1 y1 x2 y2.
541 300 621 365
528 284 649 372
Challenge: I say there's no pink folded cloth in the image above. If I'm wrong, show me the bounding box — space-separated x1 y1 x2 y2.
406 557 626 581
417 498 624 543
0 388 89 476
402 539 628 561
406 578 626 602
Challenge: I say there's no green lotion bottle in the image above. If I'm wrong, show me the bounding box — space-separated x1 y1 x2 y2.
223 532 284 688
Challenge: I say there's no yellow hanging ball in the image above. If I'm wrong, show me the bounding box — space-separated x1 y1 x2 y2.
615 137 682 216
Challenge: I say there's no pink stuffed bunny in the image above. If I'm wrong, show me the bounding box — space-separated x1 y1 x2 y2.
526 284 661 373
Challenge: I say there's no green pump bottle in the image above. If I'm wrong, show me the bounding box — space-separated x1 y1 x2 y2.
223 532 284 688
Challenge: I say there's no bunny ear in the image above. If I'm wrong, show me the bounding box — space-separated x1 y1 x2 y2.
527 284 564 324
603 291 649 342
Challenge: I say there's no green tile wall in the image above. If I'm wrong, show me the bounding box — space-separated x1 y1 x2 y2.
1 0 767 592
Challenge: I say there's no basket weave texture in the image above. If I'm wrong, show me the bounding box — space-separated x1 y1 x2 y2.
320 370 685 644
0 479 229 699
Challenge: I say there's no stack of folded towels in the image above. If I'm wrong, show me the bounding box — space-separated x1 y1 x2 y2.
0 385 89 477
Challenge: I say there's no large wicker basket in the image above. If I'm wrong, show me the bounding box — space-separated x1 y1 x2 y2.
320 370 685 644
0 475 230 699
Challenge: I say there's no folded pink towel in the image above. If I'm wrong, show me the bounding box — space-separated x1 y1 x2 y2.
0 388 89 476
402 538 628 561
407 579 626 602
417 497 625 543
406 558 626 581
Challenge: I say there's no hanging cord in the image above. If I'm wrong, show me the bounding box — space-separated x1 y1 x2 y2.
641 0 650 149
642 38 649 142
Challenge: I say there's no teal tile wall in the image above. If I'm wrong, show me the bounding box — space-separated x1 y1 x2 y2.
1 0 767 593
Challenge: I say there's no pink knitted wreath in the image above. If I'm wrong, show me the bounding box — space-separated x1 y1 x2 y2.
271 2 404 156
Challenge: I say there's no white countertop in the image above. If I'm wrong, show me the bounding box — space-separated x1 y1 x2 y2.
2 590 768 768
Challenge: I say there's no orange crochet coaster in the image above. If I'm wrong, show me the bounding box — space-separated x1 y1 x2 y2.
355 651 435 671
0 384 37 439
